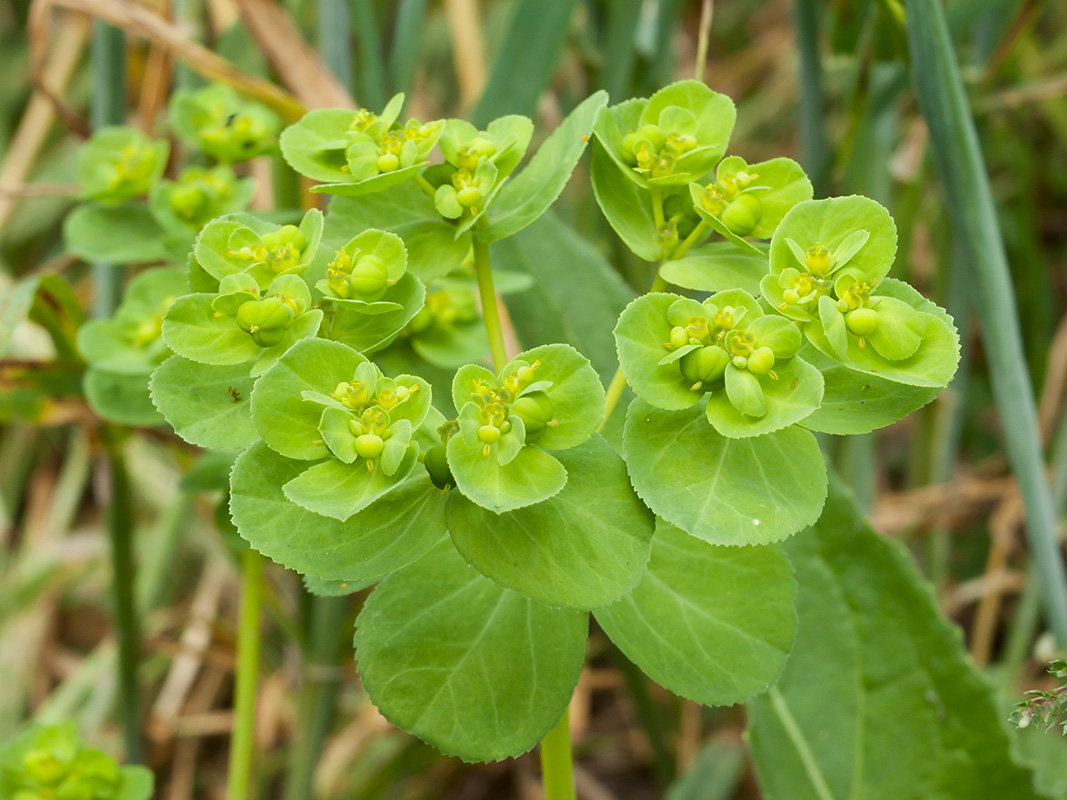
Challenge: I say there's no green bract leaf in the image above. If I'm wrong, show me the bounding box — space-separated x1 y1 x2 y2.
446 432 567 514
705 356 823 438
805 279 960 388
315 228 407 305
64 202 168 264
659 242 768 296
482 91 608 242
747 481 1045 800
148 165 255 236
195 209 324 288
595 519 796 706
150 356 257 449
324 272 426 353
590 137 661 261
769 195 897 281
624 399 827 545
170 83 282 163
282 449 419 521
328 184 470 282
76 126 168 202
230 442 447 581
447 435 654 610
84 370 164 427
354 538 587 762
250 338 368 460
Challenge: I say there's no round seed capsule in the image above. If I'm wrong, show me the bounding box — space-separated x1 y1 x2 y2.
355 433 385 460
846 307 880 336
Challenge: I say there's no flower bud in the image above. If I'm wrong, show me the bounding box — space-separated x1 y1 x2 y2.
355 433 385 460
679 345 729 386
377 152 400 172
846 307 879 337
235 297 294 347
478 425 502 445
669 326 689 349
720 192 763 236
349 254 389 301
457 186 483 208
747 346 775 375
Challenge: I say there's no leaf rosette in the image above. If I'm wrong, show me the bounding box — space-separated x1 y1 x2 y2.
615 290 823 437
444 343 605 513
280 94 443 197
170 83 282 163
76 126 169 203
592 80 736 188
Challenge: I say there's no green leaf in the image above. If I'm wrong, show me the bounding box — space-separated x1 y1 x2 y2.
283 450 418 521
149 356 257 449
250 338 367 461
659 242 768 296
447 435 654 610
483 91 608 242
64 202 168 264
595 519 796 706
354 538 588 762
590 139 660 261
84 369 164 426
327 185 470 283
615 293 705 410
705 356 824 438
279 108 362 183
324 272 426 354
230 441 447 581
747 480 1046 800
769 196 897 280
624 399 827 545
313 165 424 198
117 765 155 800
805 279 960 388
446 433 567 514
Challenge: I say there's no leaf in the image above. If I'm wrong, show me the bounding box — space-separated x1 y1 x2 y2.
595 519 796 706
283 451 417 522
250 338 367 461
328 184 471 282
493 213 636 381
161 293 263 366
623 399 827 545
229 442 447 581
659 242 768 296
747 480 1046 800
84 369 164 426
769 196 897 280
805 279 960 388
354 538 588 762
279 108 360 183
324 272 426 354
590 139 661 261
447 435 654 610
446 433 567 514
149 356 257 449
705 357 824 438
798 343 940 435
63 202 168 264
483 91 608 242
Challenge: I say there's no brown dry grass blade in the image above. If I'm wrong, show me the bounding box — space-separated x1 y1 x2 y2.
234 0 355 109
29 0 307 121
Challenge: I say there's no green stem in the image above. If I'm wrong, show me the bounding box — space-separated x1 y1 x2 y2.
414 173 437 199
671 220 710 261
650 186 666 231
228 548 264 800
473 235 508 371
597 369 629 433
908 0 1067 645
99 429 144 764
539 709 576 800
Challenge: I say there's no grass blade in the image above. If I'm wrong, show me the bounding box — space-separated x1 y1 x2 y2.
907 0 1067 644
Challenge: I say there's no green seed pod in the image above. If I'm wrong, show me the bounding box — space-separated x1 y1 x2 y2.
620 131 641 165
679 345 729 386
425 445 456 490
636 123 667 151
747 346 775 375
235 297 293 347
511 391 554 443
349 254 389 301
457 185 483 208
720 192 763 236
355 433 385 460
846 307 880 336
477 425 501 445
377 152 400 172
669 326 689 349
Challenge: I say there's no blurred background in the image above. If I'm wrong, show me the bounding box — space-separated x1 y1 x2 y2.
2 0 1067 797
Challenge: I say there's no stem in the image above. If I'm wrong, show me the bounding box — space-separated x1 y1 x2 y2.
414 173 437 199
597 369 629 433
539 709 576 800
99 429 144 764
473 235 508 371
650 186 666 231
228 548 264 800
670 220 710 261
694 0 713 82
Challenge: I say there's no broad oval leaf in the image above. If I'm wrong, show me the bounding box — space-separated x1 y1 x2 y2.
64 202 168 265
659 242 768 296
84 369 163 427
590 139 660 261
595 519 796 706
624 399 827 545
447 435 654 610
704 357 824 438
446 433 567 514
615 293 704 410
229 441 446 581
354 538 588 762
150 356 257 449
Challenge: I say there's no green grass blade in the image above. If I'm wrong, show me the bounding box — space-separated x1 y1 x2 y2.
319 0 353 92
471 0 580 126
597 0 642 102
388 0 429 96
352 0 385 108
793 0 830 197
907 0 1067 645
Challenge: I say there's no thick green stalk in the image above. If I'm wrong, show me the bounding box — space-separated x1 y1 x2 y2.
228 549 265 800
473 235 508 371
907 0 1067 644
540 709 576 800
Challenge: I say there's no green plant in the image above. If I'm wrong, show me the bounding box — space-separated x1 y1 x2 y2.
54 78 965 792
